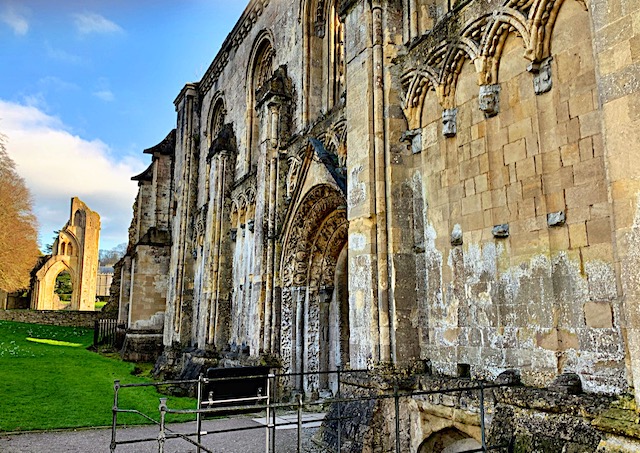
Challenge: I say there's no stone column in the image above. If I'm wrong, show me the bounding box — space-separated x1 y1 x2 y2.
343 0 388 368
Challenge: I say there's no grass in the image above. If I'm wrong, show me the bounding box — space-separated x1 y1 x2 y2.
0 321 197 432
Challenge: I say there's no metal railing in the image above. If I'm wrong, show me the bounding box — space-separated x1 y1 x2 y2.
94 318 120 348
109 368 514 453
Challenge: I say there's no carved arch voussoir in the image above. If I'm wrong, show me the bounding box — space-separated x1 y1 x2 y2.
281 184 346 288
307 210 348 288
402 69 438 129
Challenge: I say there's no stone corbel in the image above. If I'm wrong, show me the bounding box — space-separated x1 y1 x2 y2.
442 108 458 138
528 57 553 95
479 84 501 118
400 129 422 154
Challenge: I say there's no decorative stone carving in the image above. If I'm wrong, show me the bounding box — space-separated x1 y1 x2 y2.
528 57 553 95
547 211 566 227
450 224 463 246
479 84 500 117
401 129 422 154
442 108 457 137
286 155 302 203
492 224 509 238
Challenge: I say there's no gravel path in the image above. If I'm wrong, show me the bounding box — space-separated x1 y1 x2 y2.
0 414 326 453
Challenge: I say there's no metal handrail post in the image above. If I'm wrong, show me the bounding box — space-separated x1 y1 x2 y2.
158 398 167 453
394 385 400 453
297 393 303 453
479 382 487 452
110 380 120 452
337 366 342 452
271 379 277 453
197 374 204 453
265 374 271 453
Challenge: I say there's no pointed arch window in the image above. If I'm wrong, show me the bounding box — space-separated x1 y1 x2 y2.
303 0 346 122
245 37 275 175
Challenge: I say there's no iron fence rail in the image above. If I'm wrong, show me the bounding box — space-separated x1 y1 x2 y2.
110 369 514 453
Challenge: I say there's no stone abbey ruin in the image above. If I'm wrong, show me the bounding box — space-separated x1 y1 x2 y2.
31 197 100 311
111 0 640 450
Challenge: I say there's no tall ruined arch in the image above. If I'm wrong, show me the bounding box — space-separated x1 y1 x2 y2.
31 198 99 311
245 31 275 175
301 0 345 123
280 184 349 395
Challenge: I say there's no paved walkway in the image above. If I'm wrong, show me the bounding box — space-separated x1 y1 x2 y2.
0 413 326 453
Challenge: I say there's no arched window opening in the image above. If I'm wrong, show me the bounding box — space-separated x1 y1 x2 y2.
54 270 73 309
246 38 274 174
326 2 345 109
208 99 226 148
304 0 345 121
60 242 66 255
67 243 74 256
74 210 86 228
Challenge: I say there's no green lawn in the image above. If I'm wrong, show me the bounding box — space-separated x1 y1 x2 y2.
0 321 197 432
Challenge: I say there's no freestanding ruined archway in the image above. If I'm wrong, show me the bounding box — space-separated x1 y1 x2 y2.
280 184 349 396
31 198 100 311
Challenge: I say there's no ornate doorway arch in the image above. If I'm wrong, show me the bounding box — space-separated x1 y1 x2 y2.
280 184 349 396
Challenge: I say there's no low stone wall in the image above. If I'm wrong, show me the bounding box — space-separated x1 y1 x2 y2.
0 309 104 328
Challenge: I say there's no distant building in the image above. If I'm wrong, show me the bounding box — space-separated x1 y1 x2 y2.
96 266 114 299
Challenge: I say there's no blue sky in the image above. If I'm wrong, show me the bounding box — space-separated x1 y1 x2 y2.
0 0 246 250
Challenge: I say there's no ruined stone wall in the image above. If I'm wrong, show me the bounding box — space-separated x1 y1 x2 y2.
116 0 640 448
396 0 627 395
165 0 309 354
0 309 102 328
586 0 640 411
31 197 100 311
118 134 174 361
127 245 169 330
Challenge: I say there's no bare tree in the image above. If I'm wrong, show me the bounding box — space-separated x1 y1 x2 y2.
0 133 40 293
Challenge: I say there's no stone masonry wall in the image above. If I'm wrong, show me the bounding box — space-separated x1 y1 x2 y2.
401 0 626 394
0 309 103 328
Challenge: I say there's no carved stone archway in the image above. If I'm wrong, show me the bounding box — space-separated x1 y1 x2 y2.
280 184 349 396
31 198 100 311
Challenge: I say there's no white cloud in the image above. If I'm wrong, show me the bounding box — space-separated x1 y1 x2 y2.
45 41 82 64
72 12 123 35
93 90 114 102
38 76 80 93
0 3 28 36
0 100 147 250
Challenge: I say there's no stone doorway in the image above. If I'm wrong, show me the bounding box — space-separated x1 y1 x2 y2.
280 184 350 398
318 244 349 396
